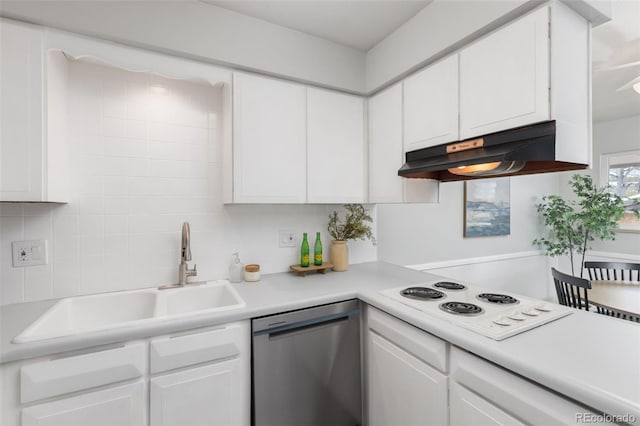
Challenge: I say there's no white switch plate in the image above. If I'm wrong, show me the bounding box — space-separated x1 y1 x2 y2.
12 240 48 267
278 230 297 248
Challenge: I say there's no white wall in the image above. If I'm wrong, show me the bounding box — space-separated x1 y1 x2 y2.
556 115 640 257
416 254 555 301
376 174 560 298
0 60 376 305
1 0 609 95
365 0 535 91
0 1 366 93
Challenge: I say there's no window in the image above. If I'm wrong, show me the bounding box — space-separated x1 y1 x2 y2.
600 150 640 231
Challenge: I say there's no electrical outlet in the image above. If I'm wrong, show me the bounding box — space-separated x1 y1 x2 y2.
278 230 297 248
12 240 48 267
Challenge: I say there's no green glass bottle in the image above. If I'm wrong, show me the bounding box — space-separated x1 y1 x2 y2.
301 233 310 267
314 232 323 266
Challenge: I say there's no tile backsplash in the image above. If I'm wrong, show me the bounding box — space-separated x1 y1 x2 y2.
0 60 376 305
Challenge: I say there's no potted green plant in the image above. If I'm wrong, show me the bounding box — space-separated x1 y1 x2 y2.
328 204 374 271
533 174 625 277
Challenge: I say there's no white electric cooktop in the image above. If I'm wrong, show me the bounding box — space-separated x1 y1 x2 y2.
380 279 573 340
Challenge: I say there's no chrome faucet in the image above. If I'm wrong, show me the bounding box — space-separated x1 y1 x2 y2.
178 222 197 286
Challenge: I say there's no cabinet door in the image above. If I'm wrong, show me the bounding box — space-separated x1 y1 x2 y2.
459 7 549 139
0 20 44 202
450 382 524 426
21 381 145 426
307 88 365 203
404 54 459 151
368 84 403 203
232 73 307 203
150 359 249 426
367 331 448 426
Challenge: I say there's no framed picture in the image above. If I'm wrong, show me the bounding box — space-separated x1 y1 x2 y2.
464 178 511 237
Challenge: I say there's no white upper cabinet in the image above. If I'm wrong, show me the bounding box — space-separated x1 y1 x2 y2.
232 73 307 203
0 20 69 202
369 84 438 204
459 7 550 139
404 54 459 151
369 84 403 203
307 88 365 204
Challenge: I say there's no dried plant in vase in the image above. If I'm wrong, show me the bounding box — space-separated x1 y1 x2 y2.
327 204 374 271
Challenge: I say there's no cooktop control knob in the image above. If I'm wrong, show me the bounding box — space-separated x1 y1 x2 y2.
508 312 526 321
523 309 540 316
492 317 511 326
534 303 553 312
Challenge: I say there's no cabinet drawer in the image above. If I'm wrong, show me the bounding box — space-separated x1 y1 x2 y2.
150 323 245 374
20 344 145 404
22 380 145 426
450 347 613 425
367 306 447 373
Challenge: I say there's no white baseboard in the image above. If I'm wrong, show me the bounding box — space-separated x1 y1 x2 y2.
406 250 544 271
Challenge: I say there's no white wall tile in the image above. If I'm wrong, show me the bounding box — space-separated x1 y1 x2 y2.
0 60 377 305
1 216 24 241
24 265 53 302
24 215 51 240
104 117 127 139
53 258 79 298
126 138 147 158
126 120 147 139
53 215 79 237
105 215 128 235
103 137 126 157
0 203 23 216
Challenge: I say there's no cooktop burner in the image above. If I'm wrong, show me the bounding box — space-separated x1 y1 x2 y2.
477 293 519 305
439 301 484 316
401 287 446 300
433 281 466 291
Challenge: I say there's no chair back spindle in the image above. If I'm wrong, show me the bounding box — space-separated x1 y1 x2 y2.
584 262 640 282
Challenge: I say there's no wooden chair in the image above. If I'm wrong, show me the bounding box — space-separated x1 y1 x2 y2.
551 268 591 311
591 305 640 323
584 261 640 282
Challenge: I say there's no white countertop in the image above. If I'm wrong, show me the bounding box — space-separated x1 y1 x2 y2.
2 261 638 418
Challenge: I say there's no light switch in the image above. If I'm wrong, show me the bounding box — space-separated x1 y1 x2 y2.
31 246 41 260
12 240 48 267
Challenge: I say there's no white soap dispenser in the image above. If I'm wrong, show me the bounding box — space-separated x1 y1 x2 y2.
229 252 244 283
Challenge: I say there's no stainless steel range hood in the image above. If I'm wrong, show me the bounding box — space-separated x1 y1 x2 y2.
398 121 588 182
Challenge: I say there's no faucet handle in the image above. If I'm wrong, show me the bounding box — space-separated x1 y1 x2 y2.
190 264 197 275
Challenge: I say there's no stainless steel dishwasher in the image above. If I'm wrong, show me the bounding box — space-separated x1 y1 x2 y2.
252 300 362 426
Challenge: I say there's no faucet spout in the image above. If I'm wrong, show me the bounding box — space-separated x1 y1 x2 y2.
181 222 192 262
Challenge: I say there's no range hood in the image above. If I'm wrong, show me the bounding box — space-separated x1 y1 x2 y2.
398 121 588 182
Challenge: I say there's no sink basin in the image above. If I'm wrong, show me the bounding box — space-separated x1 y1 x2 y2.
13 290 158 343
12 281 246 343
161 281 246 316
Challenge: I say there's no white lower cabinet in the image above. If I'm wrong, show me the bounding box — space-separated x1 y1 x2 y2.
150 360 244 426
365 306 448 426
450 347 613 426
21 381 145 426
1 321 250 426
149 322 250 426
450 382 525 426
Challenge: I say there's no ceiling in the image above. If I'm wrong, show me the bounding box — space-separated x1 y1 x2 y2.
203 0 432 51
207 0 639 121
592 0 640 122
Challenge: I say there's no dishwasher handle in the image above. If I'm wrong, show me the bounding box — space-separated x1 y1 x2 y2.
252 309 359 338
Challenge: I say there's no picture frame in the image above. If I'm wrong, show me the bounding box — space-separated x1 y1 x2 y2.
464 178 511 237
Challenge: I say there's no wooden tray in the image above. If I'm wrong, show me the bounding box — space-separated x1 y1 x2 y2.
290 262 334 277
